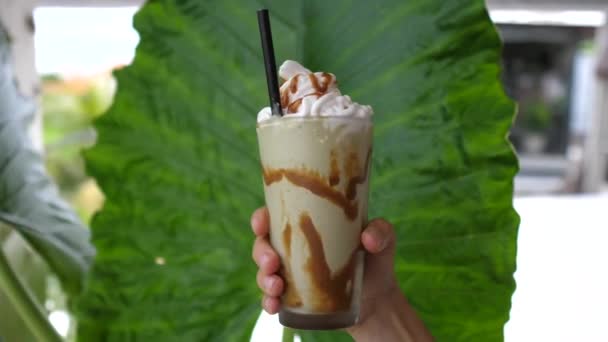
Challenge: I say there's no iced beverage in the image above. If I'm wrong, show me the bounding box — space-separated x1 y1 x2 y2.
256 61 373 329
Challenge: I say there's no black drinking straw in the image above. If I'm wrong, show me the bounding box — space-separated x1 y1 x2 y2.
257 9 283 116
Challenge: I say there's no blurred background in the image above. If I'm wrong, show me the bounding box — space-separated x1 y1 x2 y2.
0 0 607 341
489 0 608 195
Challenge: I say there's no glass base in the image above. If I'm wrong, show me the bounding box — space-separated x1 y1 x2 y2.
279 308 359 330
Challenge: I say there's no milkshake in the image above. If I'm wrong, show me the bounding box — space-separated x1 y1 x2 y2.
257 61 373 330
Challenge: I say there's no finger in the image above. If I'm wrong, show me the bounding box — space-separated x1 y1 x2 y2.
257 270 284 297
252 237 280 274
251 207 270 237
262 295 281 314
361 218 395 254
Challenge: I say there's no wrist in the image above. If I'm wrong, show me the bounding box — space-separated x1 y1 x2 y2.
346 284 401 341
347 285 433 342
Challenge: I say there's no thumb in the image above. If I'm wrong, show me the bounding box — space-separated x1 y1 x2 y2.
361 218 396 275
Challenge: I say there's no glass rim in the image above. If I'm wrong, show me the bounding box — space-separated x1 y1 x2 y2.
256 115 372 128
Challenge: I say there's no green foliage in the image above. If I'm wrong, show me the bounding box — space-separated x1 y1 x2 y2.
76 0 519 341
0 25 94 297
41 74 113 224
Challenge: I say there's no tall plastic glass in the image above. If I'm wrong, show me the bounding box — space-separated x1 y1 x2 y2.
256 116 372 330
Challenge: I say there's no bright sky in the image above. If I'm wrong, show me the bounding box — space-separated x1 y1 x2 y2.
34 7 140 75
33 6 607 76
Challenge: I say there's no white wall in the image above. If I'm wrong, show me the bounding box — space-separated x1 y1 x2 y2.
0 0 42 151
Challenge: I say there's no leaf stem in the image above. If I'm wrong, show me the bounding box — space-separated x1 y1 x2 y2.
282 327 295 342
0 247 62 342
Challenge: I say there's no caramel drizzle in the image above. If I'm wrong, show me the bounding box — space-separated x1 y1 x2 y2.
289 74 299 93
263 168 358 220
267 147 369 311
329 149 340 186
281 74 300 109
309 72 332 94
322 72 333 89
280 72 335 114
287 98 303 113
262 149 371 221
346 149 372 201
300 212 358 312
281 222 303 307
283 223 292 257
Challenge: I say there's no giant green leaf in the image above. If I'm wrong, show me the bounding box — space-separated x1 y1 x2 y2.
76 0 519 341
0 25 94 295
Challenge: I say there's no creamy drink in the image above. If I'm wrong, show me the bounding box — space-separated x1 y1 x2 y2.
257 61 373 329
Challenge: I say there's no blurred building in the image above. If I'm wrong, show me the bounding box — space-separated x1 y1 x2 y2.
488 0 608 194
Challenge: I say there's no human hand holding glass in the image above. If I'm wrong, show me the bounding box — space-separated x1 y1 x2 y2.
250 207 434 342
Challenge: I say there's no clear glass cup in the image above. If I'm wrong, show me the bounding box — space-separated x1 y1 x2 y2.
256 116 373 330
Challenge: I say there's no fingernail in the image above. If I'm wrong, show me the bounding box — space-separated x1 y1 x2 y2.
369 229 386 251
369 231 387 251
379 234 389 250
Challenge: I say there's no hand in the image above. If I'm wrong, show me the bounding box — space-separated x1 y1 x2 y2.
250 207 433 342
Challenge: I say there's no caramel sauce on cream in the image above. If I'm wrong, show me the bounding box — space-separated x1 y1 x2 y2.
281 222 303 307
300 212 358 312
263 144 371 312
280 72 336 114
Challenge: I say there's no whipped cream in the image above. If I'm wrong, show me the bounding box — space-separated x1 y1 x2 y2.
257 60 373 122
